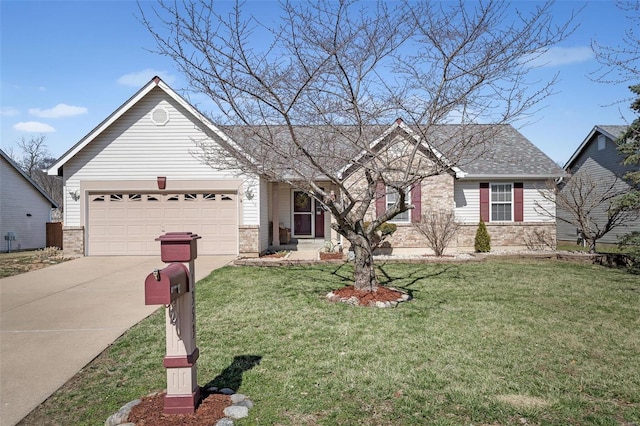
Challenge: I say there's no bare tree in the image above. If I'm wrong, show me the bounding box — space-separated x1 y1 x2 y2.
141 0 573 291
591 0 640 84
536 172 640 253
414 209 461 256
15 135 63 208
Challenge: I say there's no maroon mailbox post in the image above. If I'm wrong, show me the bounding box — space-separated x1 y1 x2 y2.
144 232 201 415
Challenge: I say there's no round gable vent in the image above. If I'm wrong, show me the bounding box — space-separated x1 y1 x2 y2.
151 107 170 126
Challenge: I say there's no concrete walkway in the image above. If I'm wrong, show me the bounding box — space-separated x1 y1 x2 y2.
0 255 234 426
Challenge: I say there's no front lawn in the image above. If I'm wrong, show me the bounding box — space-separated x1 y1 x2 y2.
20 259 640 425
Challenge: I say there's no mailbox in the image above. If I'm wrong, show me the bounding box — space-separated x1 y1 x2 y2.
144 263 190 305
156 232 201 263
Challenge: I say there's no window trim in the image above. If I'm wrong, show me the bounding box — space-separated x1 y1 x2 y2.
386 186 411 223
489 182 514 222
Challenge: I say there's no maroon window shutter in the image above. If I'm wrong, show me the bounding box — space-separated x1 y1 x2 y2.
479 182 490 222
376 181 386 217
514 182 524 222
411 181 421 222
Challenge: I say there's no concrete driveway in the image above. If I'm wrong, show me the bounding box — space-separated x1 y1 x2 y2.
0 255 234 426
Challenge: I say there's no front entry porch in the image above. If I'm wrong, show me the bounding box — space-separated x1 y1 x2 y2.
270 237 327 253
269 182 337 248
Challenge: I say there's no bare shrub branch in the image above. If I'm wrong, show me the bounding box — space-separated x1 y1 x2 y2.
536 172 640 253
414 209 461 256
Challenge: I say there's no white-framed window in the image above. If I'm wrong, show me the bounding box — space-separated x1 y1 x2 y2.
387 186 410 223
490 183 513 222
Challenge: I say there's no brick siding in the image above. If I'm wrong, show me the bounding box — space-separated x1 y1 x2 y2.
63 226 84 256
239 225 260 257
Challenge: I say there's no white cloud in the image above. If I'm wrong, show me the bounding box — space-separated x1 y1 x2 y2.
0 107 20 117
524 46 594 68
29 103 88 118
14 121 56 132
117 69 177 87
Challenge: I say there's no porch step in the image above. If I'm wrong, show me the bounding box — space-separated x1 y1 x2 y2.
273 238 327 252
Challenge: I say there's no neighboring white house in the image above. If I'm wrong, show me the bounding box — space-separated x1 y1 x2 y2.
48 77 563 257
1 149 58 252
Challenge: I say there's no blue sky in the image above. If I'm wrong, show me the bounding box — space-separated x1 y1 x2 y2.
0 1 636 165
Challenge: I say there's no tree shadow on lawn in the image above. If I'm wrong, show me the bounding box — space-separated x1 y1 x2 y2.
203 354 262 394
281 262 466 302
326 262 464 299
376 263 463 299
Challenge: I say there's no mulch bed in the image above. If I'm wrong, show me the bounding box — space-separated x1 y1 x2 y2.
319 252 345 260
128 391 231 425
329 285 406 305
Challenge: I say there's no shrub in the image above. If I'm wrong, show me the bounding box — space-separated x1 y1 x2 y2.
524 228 556 250
474 220 491 252
414 209 460 256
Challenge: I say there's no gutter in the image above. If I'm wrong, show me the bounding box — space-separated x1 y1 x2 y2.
456 173 566 180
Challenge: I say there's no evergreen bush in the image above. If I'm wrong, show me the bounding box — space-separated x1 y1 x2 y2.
475 220 491 252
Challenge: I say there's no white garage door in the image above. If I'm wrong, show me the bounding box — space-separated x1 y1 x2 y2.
88 192 238 255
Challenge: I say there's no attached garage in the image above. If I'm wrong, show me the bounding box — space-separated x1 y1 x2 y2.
48 77 263 257
87 191 238 255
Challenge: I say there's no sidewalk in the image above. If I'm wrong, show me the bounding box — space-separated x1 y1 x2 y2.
0 255 233 426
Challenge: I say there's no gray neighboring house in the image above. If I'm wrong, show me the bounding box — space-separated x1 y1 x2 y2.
557 125 640 245
0 149 58 252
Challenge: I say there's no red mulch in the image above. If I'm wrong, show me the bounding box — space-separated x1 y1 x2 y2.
128 391 231 425
319 252 345 260
329 285 406 306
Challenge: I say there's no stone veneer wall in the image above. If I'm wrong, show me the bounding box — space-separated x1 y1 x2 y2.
63 226 85 256
239 225 260 257
347 222 557 254
455 222 557 252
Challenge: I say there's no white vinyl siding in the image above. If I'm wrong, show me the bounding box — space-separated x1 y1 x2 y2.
453 181 480 223
524 182 555 223
242 177 260 226
455 179 554 223
258 176 270 252
62 87 256 227
1 156 53 250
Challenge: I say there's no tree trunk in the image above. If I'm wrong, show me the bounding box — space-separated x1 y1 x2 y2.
352 238 378 292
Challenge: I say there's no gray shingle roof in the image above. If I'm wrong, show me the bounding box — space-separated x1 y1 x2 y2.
596 125 628 140
432 124 564 178
222 122 563 180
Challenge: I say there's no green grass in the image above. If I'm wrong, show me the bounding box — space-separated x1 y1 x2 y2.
19 259 640 425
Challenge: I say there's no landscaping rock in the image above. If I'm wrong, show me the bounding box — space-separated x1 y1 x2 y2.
104 399 141 426
224 405 249 419
230 393 246 403
220 387 235 395
235 399 254 409
215 418 235 426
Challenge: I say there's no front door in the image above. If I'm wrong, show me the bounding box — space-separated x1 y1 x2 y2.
293 191 313 237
